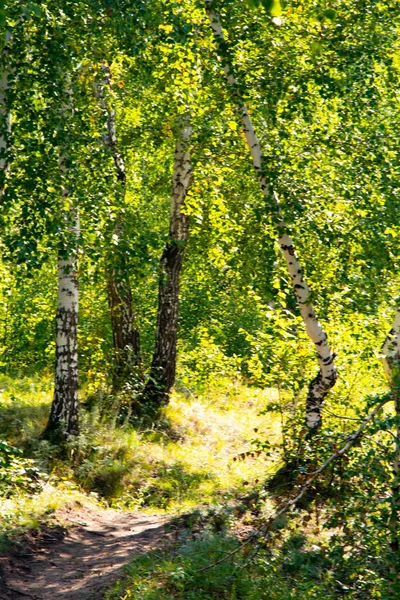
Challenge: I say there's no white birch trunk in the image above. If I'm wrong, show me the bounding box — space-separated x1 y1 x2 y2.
0 29 14 197
381 308 400 578
95 65 126 186
206 3 336 429
43 154 80 440
43 84 80 441
382 307 400 382
170 117 192 241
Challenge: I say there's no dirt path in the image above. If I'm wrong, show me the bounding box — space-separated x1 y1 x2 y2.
0 505 171 600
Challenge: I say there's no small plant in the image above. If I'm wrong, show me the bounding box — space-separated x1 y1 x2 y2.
0 439 47 497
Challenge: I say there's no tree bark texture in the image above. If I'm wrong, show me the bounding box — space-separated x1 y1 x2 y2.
95 65 142 390
382 307 400 383
0 29 13 198
381 309 400 587
108 266 142 388
140 118 193 411
206 3 336 430
43 174 79 442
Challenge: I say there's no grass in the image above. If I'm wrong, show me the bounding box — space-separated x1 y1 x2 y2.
1 371 395 599
0 482 98 552
102 518 350 600
0 374 282 543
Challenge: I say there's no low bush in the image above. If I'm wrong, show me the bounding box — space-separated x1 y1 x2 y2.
0 439 47 497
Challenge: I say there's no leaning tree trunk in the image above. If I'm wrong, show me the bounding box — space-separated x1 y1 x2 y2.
42 174 79 442
206 2 336 430
139 117 193 412
381 307 400 589
95 65 142 391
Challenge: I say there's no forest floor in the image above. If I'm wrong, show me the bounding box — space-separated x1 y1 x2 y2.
0 378 281 599
0 503 172 599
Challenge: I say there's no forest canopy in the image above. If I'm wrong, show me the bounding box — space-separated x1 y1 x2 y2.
1 0 400 597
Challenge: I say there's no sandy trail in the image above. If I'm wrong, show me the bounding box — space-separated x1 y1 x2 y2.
0 506 171 599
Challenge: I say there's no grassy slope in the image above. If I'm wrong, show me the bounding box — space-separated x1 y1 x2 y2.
0 375 281 545
1 373 393 599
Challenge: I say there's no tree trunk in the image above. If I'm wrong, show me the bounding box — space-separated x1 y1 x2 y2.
108 266 142 389
42 184 79 443
206 3 336 430
0 29 13 198
381 308 400 590
95 64 142 390
139 117 192 412
382 307 400 382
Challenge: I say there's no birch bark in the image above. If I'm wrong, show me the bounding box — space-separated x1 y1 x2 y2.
42 164 80 441
382 307 400 382
95 65 142 390
0 29 14 198
42 86 79 442
205 2 336 430
381 308 400 586
140 117 193 411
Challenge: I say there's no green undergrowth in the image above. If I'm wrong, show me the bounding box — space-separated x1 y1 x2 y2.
0 484 98 552
1 369 398 598
104 509 387 600
0 374 281 545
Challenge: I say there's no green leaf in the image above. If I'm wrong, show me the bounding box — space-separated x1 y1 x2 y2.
324 9 336 21
245 0 261 10
0 0 5 28
261 0 282 17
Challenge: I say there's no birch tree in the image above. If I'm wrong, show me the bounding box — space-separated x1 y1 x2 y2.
0 27 12 199
42 88 79 442
95 64 142 391
205 1 336 430
140 116 193 411
381 308 400 582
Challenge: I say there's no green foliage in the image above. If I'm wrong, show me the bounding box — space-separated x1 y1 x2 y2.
0 0 400 595
0 439 46 497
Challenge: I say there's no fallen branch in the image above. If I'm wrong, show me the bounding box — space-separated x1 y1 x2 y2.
198 394 391 572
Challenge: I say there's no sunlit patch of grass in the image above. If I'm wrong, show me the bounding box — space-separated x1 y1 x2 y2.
90 383 283 511
0 373 53 446
0 374 282 517
0 482 98 552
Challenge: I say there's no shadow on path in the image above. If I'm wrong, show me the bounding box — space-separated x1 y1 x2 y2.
0 506 171 600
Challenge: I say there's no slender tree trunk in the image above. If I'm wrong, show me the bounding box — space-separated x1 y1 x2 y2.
139 117 193 412
108 260 142 389
42 172 79 442
0 29 13 198
206 3 336 430
382 307 400 382
95 65 142 390
381 308 400 591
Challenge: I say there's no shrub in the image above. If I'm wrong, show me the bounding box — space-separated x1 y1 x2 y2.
0 440 47 497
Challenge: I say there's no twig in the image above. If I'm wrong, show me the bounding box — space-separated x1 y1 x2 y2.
198 395 391 572
323 407 364 421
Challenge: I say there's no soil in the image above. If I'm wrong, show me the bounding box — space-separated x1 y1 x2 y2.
0 504 172 600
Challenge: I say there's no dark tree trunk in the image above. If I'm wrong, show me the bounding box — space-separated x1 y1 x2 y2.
108 270 142 391
140 242 187 408
138 117 192 414
95 64 142 390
